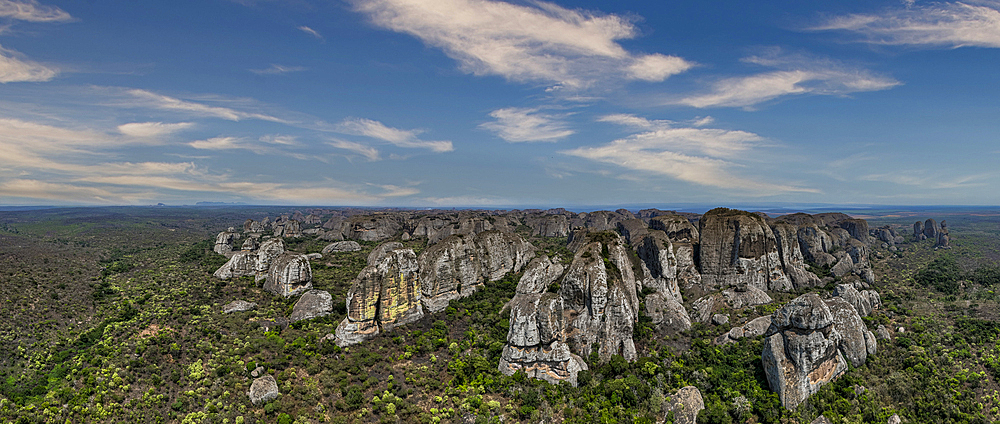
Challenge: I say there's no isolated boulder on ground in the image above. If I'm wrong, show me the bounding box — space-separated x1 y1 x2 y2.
248 375 279 405
289 290 334 323
222 300 257 314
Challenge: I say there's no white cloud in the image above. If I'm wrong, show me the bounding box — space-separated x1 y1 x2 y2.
480 107 574 142
298 25 323 39
189 136 255 151
126 89 289 123
0 0 71 22
861 171 992 189
335 117 453 152
674 51 899 108
814 1 1000 48
259 134 299 145
117 122 194 137
250 64 306 75
0 45 57 82
349 0 692 88
564 115 817 194
327 138 381 161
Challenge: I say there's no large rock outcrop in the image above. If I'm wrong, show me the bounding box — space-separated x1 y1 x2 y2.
649 214 701 290
335 244 423 346
419 231 535 312
213 238 286 281
214 229 240 256
762 291 878 409
498 292 588 386
762 294 848 409
560 236 639 362
699 208 791 292
263 253 313 297
771 223 822 289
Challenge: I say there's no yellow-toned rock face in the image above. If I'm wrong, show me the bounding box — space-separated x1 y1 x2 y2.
336 243 424 346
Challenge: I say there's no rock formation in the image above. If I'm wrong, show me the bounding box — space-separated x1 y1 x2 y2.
498 292 588 386
762 294 848 409
699 208 791 292
772 223 822 289
935 220 951 248
347 215 401 241
222 300 257 314
214 228 240 256
289 290 333 323
418 231 535 312
667 386 705 424
322 241 361 254
263 253 313 297
335 243 423 346
914 221 924 240
825 297 877 368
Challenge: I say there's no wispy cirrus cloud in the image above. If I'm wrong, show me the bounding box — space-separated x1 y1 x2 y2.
117 121 193 137
480 107 574 142
673 50 899 108
125 89 290 123
349 0 693 89
250 64 306 75
0 0 72 23
813 0 1000 48
563 114 816 194
0 45 57 82
298 25 323 40
327 138 381 161
334 117 453 152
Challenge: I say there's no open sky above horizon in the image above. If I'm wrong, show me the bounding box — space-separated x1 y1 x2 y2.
0 0 998 207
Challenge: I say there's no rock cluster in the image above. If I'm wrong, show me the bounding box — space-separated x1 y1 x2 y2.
214 228 240 256
762 291 879 409
335 244 423 346
263 253 313 297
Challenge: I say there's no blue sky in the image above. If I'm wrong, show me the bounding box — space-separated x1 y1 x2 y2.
0 0 998 207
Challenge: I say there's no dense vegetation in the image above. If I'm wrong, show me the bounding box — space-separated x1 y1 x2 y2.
1 207 999 423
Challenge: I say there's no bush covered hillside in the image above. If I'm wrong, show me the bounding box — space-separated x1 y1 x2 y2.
2 206 1000 424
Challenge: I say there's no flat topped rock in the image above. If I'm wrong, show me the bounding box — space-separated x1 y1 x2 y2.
322 241 362 254
222 300 257 314
248 375 279 405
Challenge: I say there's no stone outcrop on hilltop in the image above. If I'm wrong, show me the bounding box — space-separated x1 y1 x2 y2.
264 253 313 297
936 220 951 248
500 233 641 385
214 228 240 256
419 231 535 312
335 243 423 346
771 223 822 289
923 218 940 240
322 241 361 254
699 208 792 292
213 238 287 280
762 290 880 409
649 214 702 290
526 214 570 237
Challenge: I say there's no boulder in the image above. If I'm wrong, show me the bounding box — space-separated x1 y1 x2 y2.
722 284 772 309
812 417 833 424
214 251 258 279
263 253 313 297
244 219 266 234
667 386 704 424
241 238 258 251
691 295 718 324
649 214 699 243
248 375 279 405
762 294 848 409
347 215 401 241
888 414 902 424
254 238 286 282
616 219 649 244
833 284 881 317
322 241 362 254
526 214 570 237
797 225 836 267
772 223 822 289
280 219 302 238
913 221 923 239
222 300 257 314
289 290 334 323
698 208 791 291
876 325 891 341
715 316 771 345
644 292 691 334
838 219 869 244
712 314 730 326
923 218 940 240
336 244 423 346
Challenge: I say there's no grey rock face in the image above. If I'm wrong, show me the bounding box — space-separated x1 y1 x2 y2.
667 386 705 424
888 414 901 424
616 219 649 244
712 314 730 326
241 237 258 251
699 208 790 292
560 239 638 362
244 219 266 234
876 325 891 341
347 215 400 241
322 241 361 254
336 244 423 346
254 238 286 282
691 295 718 324
248 375 279 405
634 232 680 295
838 219 869 244
289 290 334 323
825 297 877 367
214 251 258 279
797 225 836 267
644 292 691 334
222 300 257 314
833 284 881 317
722 284 773 309
715 316 773 345
762 294 851 409
923 218 940 240
279 220 302 238
214 230 239 256
772 223 822 289
913 221 923 239
498 293 588 386
419 231 535 312
516 255 565 295
530 214 570 237
263 253 313 297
